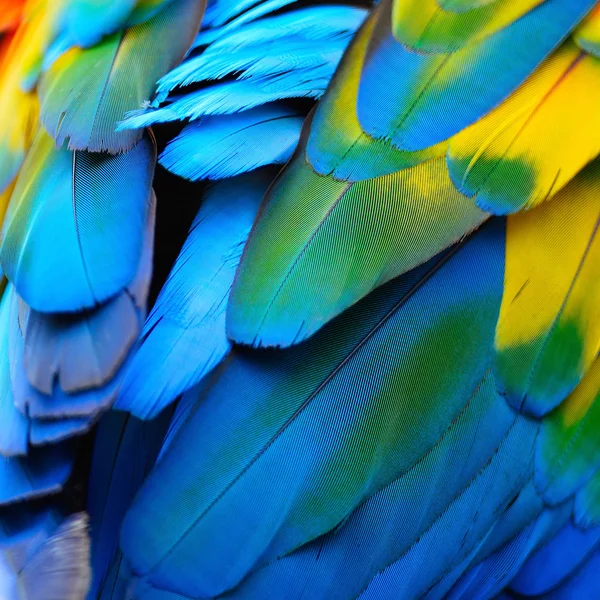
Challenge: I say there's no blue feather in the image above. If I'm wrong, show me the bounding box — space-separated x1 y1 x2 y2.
117 171 272 419
195 0 301 47
121 66 335 128
0 130 155 313
87 410 173 599
120 221 507 598
446 501 573 600
159 38 349 88
0 443 74 506
191 5 366 57
159 107 303 180
510 521 600 596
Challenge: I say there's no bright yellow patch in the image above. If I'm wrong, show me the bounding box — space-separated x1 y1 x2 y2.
496 162 600 351
448 42 600 211
391 0 543 51
561 358 600 427
574 4 600 56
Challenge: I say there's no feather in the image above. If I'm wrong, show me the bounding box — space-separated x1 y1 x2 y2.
1 128 156 313
536 359 600 505
575 469 600 529
121 66 335 128
121 221 505 597
188 5 367 60
0 442 73 506
159 107 303 180
38 0 205 152
446 502 573 600
574 5 600 56
0 20 41 193
305 15 448 183
8 191 155 421
193 0 300 48
227 116 487 348
160 38 349 88
494 160 600 416
447 41 600 214
87 410 172 599
15 513 91 600
117 170 272 419
357 0 594 151
509 521 600 595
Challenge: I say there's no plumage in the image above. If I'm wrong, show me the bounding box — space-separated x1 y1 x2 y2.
1 0 600 597
121 221 506 597
1 128 156 313
38 0 205 152
117 170 273 419
159 107 302 180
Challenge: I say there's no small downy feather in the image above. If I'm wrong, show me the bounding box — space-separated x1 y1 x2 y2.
38 0 205 152
159 106 303 180
117 170 273 419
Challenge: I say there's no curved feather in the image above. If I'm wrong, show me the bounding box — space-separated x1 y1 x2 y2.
159 106 303 180
535 358 600 505
357 0 594 151
38 0 205 152
509 521 600 595
121 221 505 597
1 129 155 313
227 117 486 347
494 160 600 416
447 41 600 214
117 171 272 419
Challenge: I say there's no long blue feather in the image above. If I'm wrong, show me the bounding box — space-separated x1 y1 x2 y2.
120 220 507 598
116 171 273 419
121 66 335 128
86 409 173 599
189 5 366 65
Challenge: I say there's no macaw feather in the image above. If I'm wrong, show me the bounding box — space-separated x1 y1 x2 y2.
1 128 155 313
495 160 600 416
117 171 273 419
38 0 205 152
121 221 507 598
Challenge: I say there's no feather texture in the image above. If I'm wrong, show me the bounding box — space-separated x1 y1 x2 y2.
122 221 505 597
494 160 600 416
159 106 303 180
1 128 156 313
117 171 272 419
38 0 205 152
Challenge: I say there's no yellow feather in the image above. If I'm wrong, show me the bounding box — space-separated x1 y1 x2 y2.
448 41 600 213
